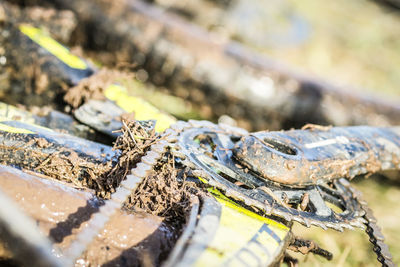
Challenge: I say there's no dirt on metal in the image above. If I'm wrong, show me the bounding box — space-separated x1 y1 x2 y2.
0 166 177 266
64 69 131 109
0 134 113 190
106 121 194 225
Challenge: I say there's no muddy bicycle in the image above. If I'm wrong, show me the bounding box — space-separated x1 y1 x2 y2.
0 1 399 266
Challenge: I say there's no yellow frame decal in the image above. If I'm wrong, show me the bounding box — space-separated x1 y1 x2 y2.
0 122 34 134
192 179 289 266
104 84 176 132
19 24 87 70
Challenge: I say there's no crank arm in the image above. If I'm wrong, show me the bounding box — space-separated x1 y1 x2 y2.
234 126 400 186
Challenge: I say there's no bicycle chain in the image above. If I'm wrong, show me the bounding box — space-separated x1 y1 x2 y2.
63 125 174 263
340 179 395 267
63 120 395 267
62 120 243 263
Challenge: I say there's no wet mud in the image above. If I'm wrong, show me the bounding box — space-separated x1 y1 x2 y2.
108 121 194 224
0 119 194 265
64 69 129 109
0 165 176 266
0 129 116 192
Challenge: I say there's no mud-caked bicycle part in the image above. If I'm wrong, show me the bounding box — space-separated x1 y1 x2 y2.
165 194 291 267
73 84 176 137
173 123 366 231
73 99 126 139
62 122 176 263
170 120 396 266
0 119 182 265
1 7 176 137
0 165 176 266
234 126 400 186
61 120 291 266
0 187 64 267
287 236 332 260
0 102 96 139
0 119 118 191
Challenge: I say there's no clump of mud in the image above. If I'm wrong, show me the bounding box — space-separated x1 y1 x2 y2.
128 157 192 225
101 120 157 191
64 69 133 108
0 134 114 191
34 146 113 190
105 120 194 224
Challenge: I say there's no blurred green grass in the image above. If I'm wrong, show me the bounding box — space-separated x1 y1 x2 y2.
262 0 400 100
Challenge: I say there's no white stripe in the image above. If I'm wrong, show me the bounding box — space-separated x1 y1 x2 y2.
305 136 349 149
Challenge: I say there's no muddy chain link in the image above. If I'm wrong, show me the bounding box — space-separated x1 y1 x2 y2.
63 125 175 263
340 179 396 267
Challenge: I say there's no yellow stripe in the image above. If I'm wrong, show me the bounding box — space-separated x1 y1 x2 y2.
19 24 87 70
104 84 176 132
0 122 34 134
198 177 287 230
210 188 289 231
0 103 53 133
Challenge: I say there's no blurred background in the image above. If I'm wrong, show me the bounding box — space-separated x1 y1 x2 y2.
151 0 400 100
